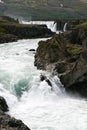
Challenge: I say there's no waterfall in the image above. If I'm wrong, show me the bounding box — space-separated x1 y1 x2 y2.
0 0 4 3
20 21 58 33
63 23 67 32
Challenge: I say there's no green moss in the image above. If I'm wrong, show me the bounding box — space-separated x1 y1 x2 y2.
77 22 87 30
66 44 82 55
47 41 60 49
0 27 7 34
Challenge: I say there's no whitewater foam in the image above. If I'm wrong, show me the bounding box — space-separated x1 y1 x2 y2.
0 39 87 130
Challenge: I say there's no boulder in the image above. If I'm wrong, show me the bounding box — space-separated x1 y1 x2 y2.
0 96 8 112
0 96 31 130
29 49 35 51
0 115 30 130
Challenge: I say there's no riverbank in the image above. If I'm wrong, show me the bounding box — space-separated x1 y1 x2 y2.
0 16 55 44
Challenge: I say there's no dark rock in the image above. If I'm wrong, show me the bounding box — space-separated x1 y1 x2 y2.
8 118 23 127
0 24 55 39
34 35 66 70
0 115 30 130
0 96 8 112
40 75 52 87
40 75 46 81
0 34 18 43
0 96 31 130
62 28 87 47
46 79 52 87
29 49 35 51
0 16 19 23
66 80 87 97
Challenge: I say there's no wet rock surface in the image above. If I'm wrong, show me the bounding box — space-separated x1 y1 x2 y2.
40 75 52 87
0 96 30 130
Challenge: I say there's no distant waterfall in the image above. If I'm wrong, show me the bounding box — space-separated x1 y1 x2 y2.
21 21 58 33
63 23 67 32
0 0 4 3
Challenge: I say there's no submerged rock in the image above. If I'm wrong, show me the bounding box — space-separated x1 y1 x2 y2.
40 75 46 81
29 49 35 51
46 79 52 87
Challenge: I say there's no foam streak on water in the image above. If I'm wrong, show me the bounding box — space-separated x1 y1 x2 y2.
0 39 87 130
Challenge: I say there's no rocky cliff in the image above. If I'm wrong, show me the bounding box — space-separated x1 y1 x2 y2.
34 21 87 97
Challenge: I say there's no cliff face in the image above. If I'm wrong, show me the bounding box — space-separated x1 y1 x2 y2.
35 22 87 97
0 16 55 43
0 96 30 130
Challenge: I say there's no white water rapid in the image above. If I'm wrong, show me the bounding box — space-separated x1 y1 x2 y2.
0 38 87 130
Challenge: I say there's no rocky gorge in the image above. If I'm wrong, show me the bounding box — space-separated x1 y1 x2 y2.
34 21 87 97
0 16 87 130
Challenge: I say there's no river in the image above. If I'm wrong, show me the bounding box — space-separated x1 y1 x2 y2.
0 38 87 130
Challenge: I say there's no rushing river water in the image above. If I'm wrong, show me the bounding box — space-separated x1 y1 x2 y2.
0 38 87 130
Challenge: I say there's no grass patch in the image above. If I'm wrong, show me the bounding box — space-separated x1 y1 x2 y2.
77 22 87 30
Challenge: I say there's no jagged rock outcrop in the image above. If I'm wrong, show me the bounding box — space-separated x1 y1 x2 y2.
35 22 87 97
0 96 30 130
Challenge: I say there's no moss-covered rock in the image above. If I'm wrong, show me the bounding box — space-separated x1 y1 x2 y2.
34 35 66 69
35 26 87 97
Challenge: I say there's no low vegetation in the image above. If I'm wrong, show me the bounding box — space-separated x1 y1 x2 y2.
77 22 87 30
0 0 87 20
